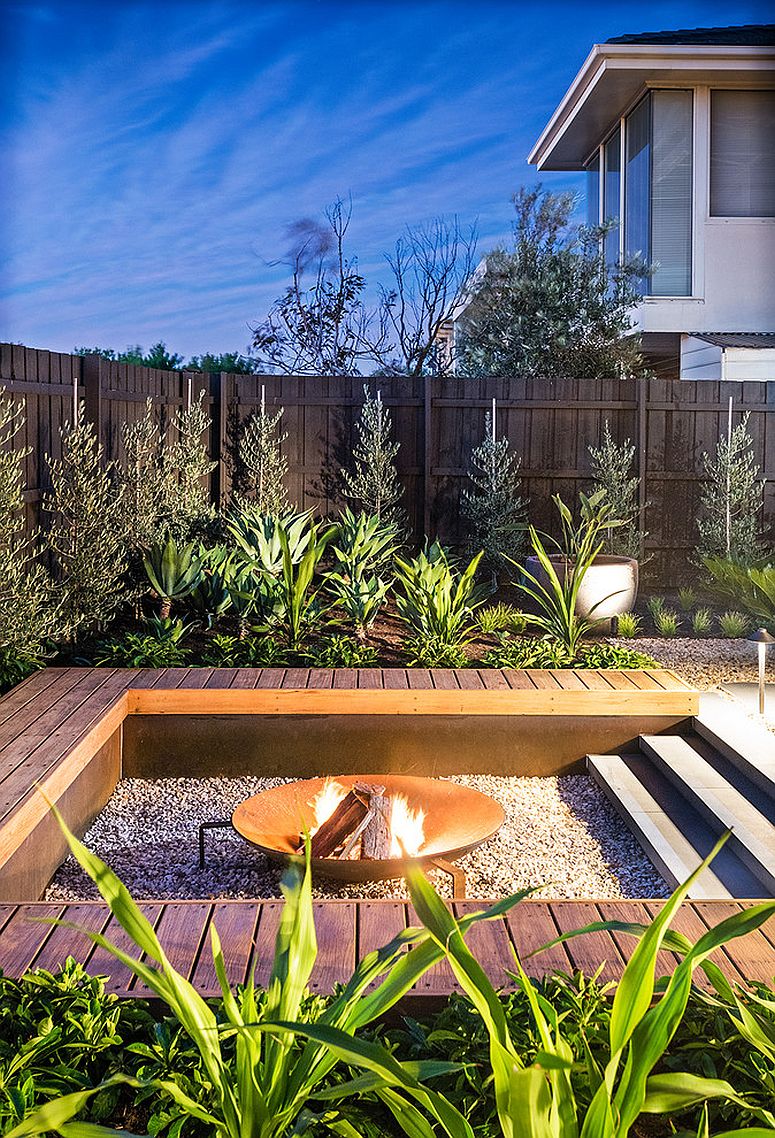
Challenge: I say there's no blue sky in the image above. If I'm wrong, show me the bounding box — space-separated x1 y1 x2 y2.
1 0 771 359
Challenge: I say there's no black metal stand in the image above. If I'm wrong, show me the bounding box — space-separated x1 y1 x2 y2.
198 820 233 869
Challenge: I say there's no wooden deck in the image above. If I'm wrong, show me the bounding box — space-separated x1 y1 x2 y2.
0 898 772 998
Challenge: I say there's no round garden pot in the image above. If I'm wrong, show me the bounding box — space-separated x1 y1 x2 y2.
524 554 639 625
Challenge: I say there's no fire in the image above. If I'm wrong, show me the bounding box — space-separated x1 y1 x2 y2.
309 778 348 834
389 793 426 858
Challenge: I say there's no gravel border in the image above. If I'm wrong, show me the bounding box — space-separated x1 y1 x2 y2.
45 773 669 903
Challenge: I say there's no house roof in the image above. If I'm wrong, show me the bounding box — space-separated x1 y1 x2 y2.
691 332 775 349
607 25 775 47
528 26 775 170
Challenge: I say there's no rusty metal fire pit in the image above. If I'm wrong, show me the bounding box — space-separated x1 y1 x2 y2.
231 774 505 889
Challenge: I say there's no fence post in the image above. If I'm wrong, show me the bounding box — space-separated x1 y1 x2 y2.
423 373 432 538
209 371 230 509
637 377 648 563
82 353 107 449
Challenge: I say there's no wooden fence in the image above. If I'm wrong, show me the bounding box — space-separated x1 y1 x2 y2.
2 342 774 586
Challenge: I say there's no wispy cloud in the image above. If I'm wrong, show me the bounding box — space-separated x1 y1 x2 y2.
1 0 771 355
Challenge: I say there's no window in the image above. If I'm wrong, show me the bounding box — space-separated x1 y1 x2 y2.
603 127 621 272
711 90 775 217
625 96 651 293
585 155 600 227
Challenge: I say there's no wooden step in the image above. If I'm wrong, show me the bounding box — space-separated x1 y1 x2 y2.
587 754 769 899
694 694 775 799
639 734 775 894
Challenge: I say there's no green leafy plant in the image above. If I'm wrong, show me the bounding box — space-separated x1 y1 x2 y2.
342 385 405 527
646 595 665 622
326 508 398 639
578 642 659 669
202 633 288 668
404 834 775 1138
237 386 289 514
227 507 313 577
614 611 641 639
704 557 775 630
588 421 643 559
481 634 573 669
143 535 203 619
161 390 217 542
96 618 193 668
405 636 470 668
43 405 128 637
692 607 713 636
510 490 623 658
654 608 681 637
718 610 751 639
394 541 489 653
14 805 521 1138
461 409 526 577
477 603 525 634
678 586 697 612
308 635 378 668
266 520 338 650
696 409 764 563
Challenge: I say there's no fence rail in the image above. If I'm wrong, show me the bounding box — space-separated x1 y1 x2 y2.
2 343 774 587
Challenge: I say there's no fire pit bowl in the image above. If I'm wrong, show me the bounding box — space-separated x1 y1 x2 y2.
232 774 505 881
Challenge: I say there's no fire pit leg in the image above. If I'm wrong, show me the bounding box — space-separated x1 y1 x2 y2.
198 820 233 869
430 858 466 899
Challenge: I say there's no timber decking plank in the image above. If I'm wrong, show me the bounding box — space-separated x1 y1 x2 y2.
205 669 238 688
506 904 573 979
332 669 357 689
528 670 562 690
693 901 775 984
455 901 516 989
626 671 666 691
255 669 286 688
502 670 538 690
407 903 459 993
574 672 615 691
310 903 357 992
357 901 407 964
0 904 65 974
455 670 485 690
307 669 334 688
282 668 310 688
551 670 588 690
382 670 410 689
358 669 383 689
89 904 165 994
132 903 212 995
406 670 434 689
550 902 626 983
644 901 746 989
598 671 640 691
596 900 677 978
176 670 214 688
479 669 510 690
0 669 86 735
251 902 283 987
0 668 121 766
191 901 261 993
229 669 262 689
432 670 460 690
30 903 112 973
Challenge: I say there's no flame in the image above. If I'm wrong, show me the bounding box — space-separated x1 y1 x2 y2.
309 778 348 834
389 793 426 858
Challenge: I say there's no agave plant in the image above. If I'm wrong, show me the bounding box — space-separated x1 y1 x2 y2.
330 507 400 577
510 491 624 659
704 556 775 629
10 803 531 1138
226 506 314 577
143 535 203 619
394 541 489 650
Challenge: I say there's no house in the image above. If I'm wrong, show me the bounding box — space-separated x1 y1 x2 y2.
528 24 775 378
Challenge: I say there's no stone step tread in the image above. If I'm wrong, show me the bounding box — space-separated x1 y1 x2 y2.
639 734 775 885
588 754 768 899
695 694 775 794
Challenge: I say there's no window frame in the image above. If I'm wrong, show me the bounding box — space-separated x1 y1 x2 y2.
708 87 775 221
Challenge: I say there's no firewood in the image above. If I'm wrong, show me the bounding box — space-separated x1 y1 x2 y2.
361 792 392 860
308 790 368 858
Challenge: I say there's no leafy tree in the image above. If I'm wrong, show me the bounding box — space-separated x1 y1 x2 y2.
0 391 62 683
142 341 185 370
342 385 404 526
118 399 168 553
43 406 128 635
74 343 184 369
697 408 765 562
161 391 216 539
250 197 388 375
237 387 289 514
187 352 261 374
456 186 647 379
73 345 144 364
461 408 526 576
588 420 643 559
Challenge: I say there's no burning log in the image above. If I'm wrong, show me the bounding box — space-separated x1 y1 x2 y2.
361 791 392 860
308 787 369 858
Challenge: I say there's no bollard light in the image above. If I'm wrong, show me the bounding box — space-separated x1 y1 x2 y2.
747 628 775 716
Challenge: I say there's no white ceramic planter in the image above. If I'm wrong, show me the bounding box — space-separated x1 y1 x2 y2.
524 554 639 624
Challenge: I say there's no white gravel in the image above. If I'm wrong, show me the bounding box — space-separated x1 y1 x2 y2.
617 635 765 691
45 773 669 903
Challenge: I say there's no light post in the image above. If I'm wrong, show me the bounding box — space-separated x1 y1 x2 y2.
748 628 775 716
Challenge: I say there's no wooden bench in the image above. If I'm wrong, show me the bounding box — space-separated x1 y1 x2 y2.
0 666 698 902
0 897 771 998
